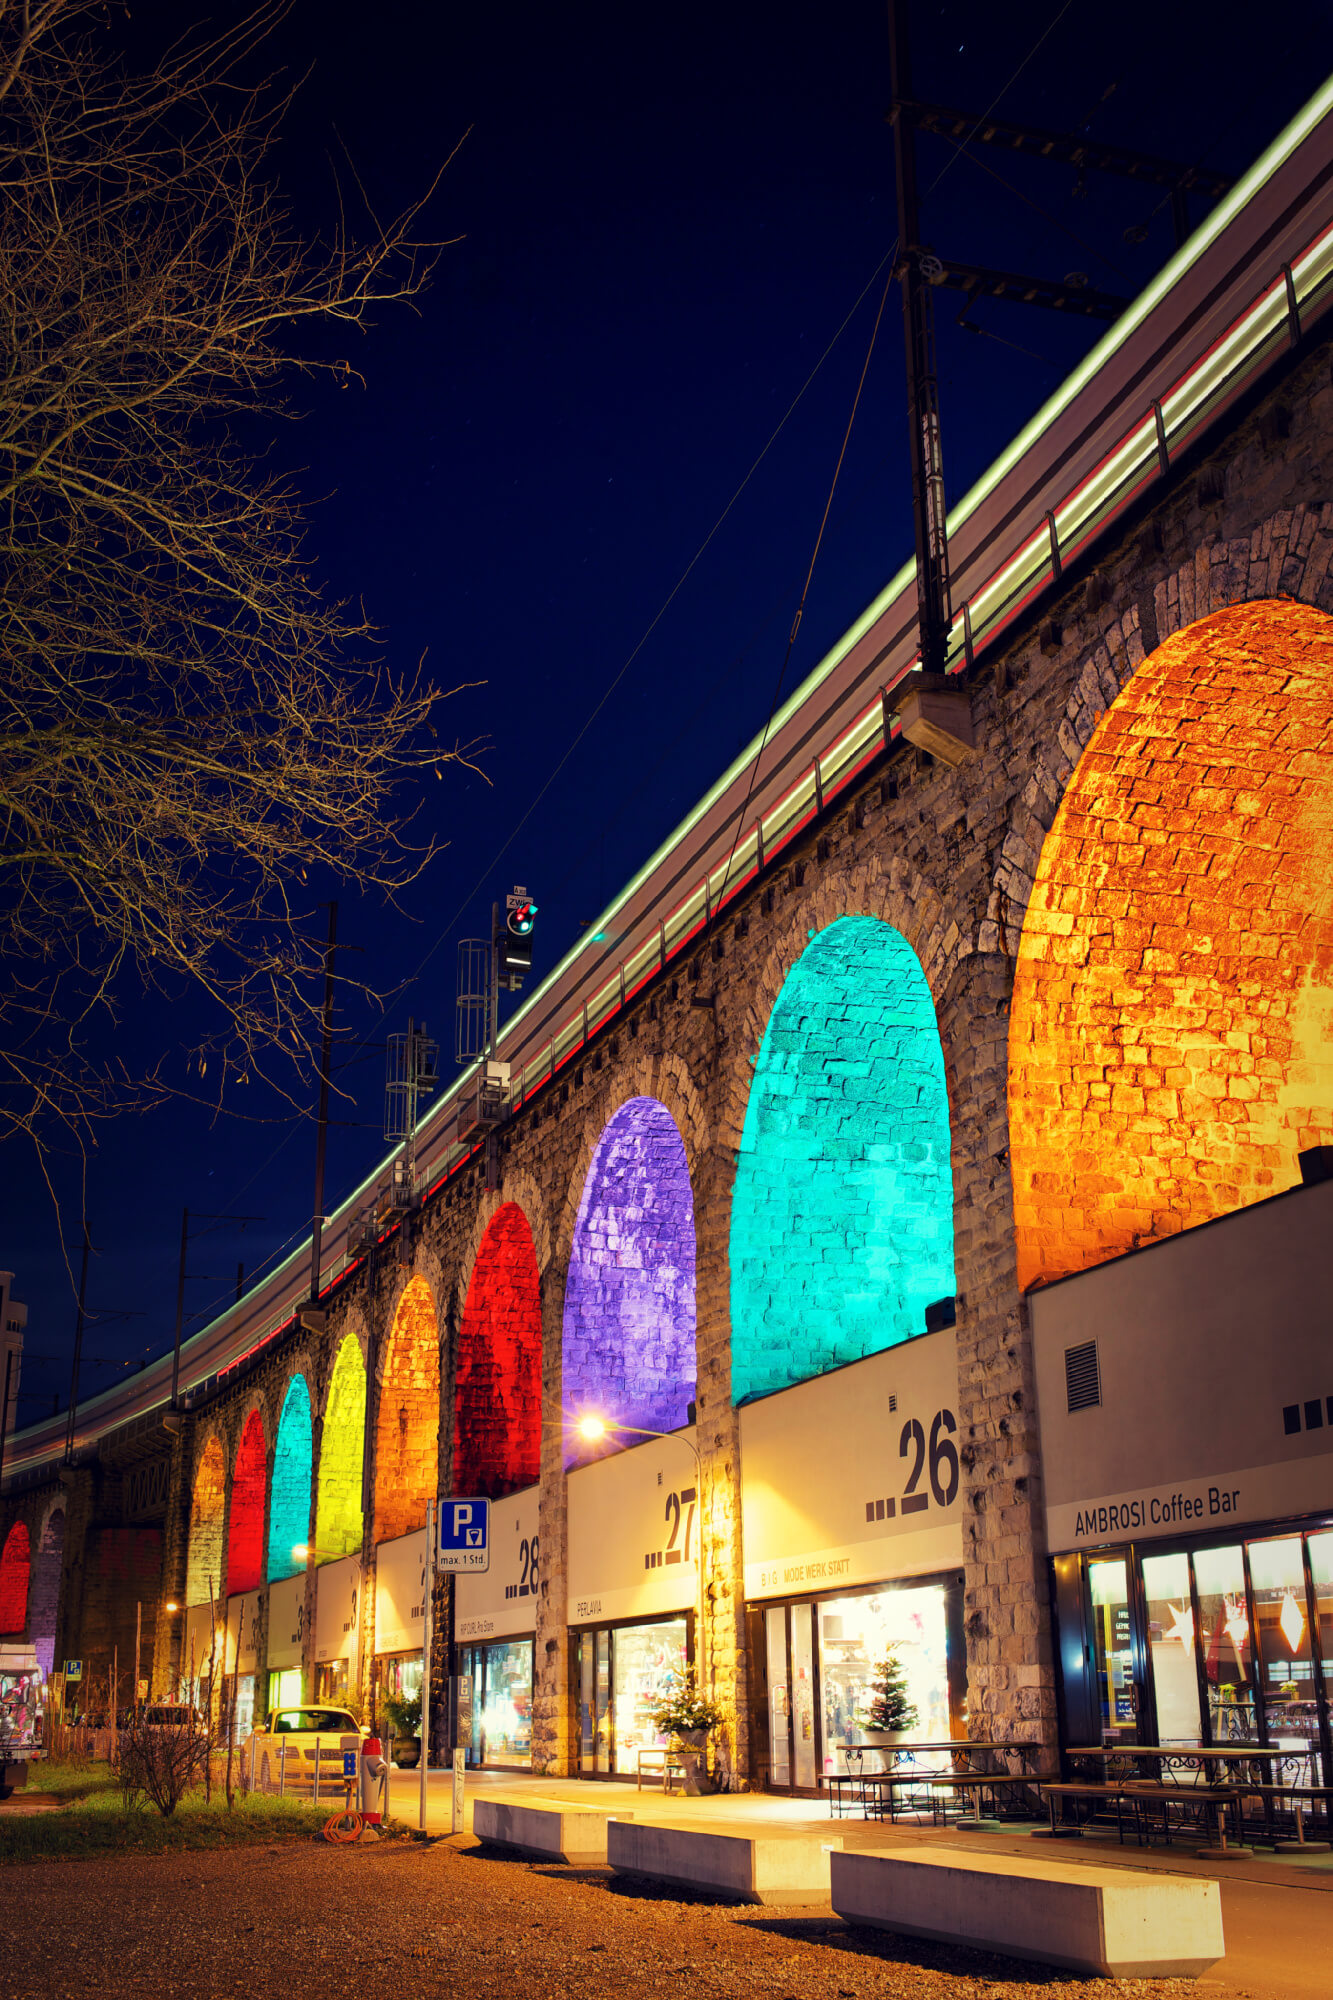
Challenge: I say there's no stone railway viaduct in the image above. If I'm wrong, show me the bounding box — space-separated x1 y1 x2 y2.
3 99 1333 1785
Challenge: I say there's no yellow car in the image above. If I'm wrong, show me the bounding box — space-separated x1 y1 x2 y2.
246 1704 366 1797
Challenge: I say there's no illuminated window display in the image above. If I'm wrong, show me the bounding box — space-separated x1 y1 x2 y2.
759 1578 964 1791
267 1667 301 1712
730 916 955 1404
575 1616 687 1777
461 1638 533 1768
1053 1529 1333 1779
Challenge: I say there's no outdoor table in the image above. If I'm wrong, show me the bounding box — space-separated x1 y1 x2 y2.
1041 1777 1243 1850
1065 1743 1301 1784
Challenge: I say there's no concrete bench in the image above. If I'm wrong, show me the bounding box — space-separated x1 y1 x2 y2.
472 1798 632 1865
830 1848 1224 1978
608 1820 842 1905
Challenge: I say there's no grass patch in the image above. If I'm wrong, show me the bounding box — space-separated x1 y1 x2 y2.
23 1757 119 1803
0 1782 335 1864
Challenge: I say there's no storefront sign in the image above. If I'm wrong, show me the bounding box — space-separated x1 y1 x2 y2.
567 1428 699 1626
374 1528 427 1653
740 1332 963 1600
456 1487 539 1640
223 1591 261 1675
314 1553 360 1665
266 1573 305 1672
1032 1181 1333 1550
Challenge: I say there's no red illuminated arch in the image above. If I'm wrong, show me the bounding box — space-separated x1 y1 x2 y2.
454 1203 541 1500
1009 599 1333 1289
0 1520 31 1634
226 1410 266 1596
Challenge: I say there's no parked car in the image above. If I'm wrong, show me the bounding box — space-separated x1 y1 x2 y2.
244 1705 367 1794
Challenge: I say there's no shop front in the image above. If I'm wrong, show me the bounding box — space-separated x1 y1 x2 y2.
313 1554 360 1708
266 1572 305 1714
1033 1177 1333 1779
373 1527 426 1716
739 1331 967 1791
566 1428 698 1779
222 1590 260 1743
455 1488 538 1769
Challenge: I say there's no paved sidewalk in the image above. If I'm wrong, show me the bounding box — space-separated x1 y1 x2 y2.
386 1765 1333 1996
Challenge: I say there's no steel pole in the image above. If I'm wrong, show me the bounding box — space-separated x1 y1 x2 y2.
65 1222 92 1460
888 0 952 675
169 1207 188 1410
307 902 338 1306
0 1347 12 1495
420 1498 434 1831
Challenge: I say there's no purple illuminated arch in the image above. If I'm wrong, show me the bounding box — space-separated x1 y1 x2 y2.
562 1095 696 1467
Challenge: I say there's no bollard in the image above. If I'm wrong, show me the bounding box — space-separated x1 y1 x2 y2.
360 1735 388 1827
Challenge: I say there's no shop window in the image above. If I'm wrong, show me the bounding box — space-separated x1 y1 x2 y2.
1249 1537 1319 1762
466 1640 532 1768
579 1630 611 1774
1141 1550 1203 1747
267 1668 302 1714
314 1660 349 1705
612 1618 686 1776
1307 1531 1333 1716
765 1608 790 1788
816 1585 952 1778
1193 1544 1258 1744
730 916 955 1404
1088 1557 1136 1741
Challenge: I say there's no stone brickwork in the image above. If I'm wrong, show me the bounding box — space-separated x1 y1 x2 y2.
729 912 955 1403
267 1375 313 1583
8 326 1332 1785
314 1332 366 1560
226 1409 266 1596
185 1436 226 1607
454 1203 542 1499
373 1276 439 1542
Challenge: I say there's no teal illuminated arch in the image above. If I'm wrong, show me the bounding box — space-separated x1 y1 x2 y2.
730 915 955 1403
267 1374 312 1583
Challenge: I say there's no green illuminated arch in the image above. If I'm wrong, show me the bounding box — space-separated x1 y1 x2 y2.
267 1375 313 1582
315 1334 366 1560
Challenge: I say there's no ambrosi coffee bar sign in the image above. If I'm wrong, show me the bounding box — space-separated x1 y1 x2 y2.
1031 1180 1333 1552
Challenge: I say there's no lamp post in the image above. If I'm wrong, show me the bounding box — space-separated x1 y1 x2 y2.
573 1414 712 1697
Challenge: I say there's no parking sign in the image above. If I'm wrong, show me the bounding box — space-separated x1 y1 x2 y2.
438 1498 489 1573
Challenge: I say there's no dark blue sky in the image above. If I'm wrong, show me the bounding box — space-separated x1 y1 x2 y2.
5 0 1327 1413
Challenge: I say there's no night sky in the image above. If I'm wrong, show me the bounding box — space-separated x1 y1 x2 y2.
4 0 1327 1419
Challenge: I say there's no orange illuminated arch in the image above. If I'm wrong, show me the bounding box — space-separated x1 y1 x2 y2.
1009 599 1333 1290
373 1277 439 1544
185 1435 227 1607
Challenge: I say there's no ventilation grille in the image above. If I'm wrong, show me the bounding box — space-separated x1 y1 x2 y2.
1065 1341 1102 1413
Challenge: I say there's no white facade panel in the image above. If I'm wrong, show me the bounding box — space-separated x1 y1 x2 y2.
455 1488 540 1642
566 1428 699 1626
266 1572 305 1671
374 1528 427 1655
314 1554 360 1664
1031 1180 1333 1551
740 1332 963 1600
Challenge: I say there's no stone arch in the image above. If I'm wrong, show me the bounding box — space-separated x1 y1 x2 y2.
226 1408 266 1596
555 1051 710 1270
373 1275 440 1542
1008 597 1333 1290
29 1507 64 1674
315 1331 366 1559
185 1435 227 1607
987 504 1333 955
0 1519 30 1634
562 1094 697 1466
719 857 962 1154
267 1374 313 1582
730 914 956 1404
454 1203 542 1499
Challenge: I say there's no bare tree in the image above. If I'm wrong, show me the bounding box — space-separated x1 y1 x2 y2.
0 2 478 1232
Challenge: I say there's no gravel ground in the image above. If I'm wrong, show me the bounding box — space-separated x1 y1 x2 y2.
0 1832 1203 1999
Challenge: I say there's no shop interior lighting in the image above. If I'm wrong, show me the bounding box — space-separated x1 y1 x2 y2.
1166 1601 1196 1651
1280 1589 1306 1654
1224 1596 1249 1661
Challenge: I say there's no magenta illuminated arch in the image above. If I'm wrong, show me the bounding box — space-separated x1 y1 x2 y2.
562 1095 696 1467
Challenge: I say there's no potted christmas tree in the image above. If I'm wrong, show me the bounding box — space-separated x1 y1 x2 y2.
857 1647 919 1749
651 1670 725 1796
381 1690 422 1770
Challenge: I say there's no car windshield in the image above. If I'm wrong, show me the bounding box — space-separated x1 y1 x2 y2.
273 1709 356 1733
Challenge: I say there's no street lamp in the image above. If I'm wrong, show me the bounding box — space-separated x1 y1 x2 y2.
572 1413 711 1695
